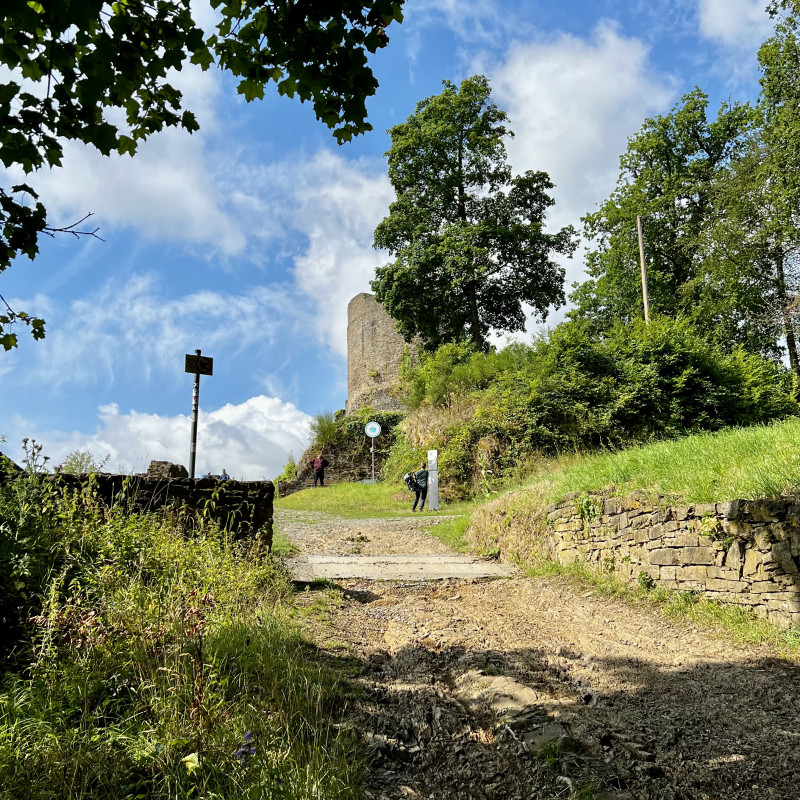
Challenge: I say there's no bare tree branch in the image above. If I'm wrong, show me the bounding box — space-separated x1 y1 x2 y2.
42 213 105 241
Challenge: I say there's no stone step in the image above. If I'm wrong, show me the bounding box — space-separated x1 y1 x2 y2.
289 554 515 582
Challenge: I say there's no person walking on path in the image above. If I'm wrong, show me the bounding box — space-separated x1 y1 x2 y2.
412 462 428 511
310 452 329 487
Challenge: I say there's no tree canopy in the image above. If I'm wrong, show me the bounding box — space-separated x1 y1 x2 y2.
371 75 575 351
0 0 404 349
570 90 757 341
570 1 800 375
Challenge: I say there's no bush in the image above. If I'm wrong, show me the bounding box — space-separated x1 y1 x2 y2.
309 410 340 449
274 452 297 483
397 317 799 494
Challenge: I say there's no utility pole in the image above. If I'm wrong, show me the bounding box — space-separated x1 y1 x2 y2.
636 215 650 325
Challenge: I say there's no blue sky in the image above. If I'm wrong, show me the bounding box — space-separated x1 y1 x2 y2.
0 0 778 479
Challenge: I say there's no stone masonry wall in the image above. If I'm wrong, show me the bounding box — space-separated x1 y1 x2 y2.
346 293 415 414
545 492 800 628
54 473 275 548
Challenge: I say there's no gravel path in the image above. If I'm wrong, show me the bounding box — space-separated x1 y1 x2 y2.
276 509 800 800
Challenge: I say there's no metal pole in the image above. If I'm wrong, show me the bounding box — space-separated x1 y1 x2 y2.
371 439 375 483
636 215 650 324
189 348 200 479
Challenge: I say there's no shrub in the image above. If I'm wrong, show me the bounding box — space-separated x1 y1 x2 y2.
0 471 362 799
274 452 297 483
397 317 799 494
59 448 110 474
309 410 340 448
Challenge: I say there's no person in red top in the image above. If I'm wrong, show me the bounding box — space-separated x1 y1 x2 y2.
310 452 329 487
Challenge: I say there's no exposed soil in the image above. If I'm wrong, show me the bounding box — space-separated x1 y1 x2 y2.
276 509 800 800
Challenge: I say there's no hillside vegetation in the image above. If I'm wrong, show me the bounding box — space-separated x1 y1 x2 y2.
356 318 795 500
0 462 362 800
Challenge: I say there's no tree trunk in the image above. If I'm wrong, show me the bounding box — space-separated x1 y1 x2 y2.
775 250 800 378
457 134 466 221
458 132 482 348
466 282 483 350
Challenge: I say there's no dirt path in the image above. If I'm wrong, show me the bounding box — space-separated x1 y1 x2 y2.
276 509 800 800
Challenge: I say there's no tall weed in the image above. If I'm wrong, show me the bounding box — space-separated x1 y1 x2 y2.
0 474 363 800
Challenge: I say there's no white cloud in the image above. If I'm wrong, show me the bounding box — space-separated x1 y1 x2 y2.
289 152 394 357
25 69 246 256
20 274 313 388
697 0 772 48
1 21 244 256
488 21 676 295
405 0 511 52
227 149 394 358
7 396 311 480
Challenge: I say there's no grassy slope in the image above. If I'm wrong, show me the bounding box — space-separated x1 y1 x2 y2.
538 417 800 504
467 417 800 653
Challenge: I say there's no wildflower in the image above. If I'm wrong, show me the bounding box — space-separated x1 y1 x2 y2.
235 731 256 766
181 752 201 774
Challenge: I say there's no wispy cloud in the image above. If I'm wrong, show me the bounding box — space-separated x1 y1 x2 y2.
15 274 313 388
227 149 394 357
696 0 773 49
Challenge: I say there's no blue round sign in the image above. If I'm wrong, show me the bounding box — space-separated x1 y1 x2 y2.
364 421 381 438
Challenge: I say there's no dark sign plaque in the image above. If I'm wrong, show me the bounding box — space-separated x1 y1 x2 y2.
185 354 213 375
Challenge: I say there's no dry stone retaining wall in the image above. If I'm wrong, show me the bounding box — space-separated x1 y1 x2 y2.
545 493 800 628
54 473 274 547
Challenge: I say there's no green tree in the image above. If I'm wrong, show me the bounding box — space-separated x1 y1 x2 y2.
698 136 800 373
0 0 404 350
59 449 109 475
371 75 575 351
571 89 757 345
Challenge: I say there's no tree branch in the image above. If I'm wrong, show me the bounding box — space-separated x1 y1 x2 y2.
42 213 105 241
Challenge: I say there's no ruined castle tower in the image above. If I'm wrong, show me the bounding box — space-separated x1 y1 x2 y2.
346 293 414 414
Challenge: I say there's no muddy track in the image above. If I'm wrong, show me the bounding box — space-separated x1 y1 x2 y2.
276 509 800 800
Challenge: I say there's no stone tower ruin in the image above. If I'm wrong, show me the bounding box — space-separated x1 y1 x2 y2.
346 293 414 414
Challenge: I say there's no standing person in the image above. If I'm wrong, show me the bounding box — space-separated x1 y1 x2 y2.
219 468 230 481
412 462 428 511
310 452 329 487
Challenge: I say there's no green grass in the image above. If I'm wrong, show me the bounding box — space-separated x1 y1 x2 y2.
282 418 800 521
426 514 473 551
537 417 800 504
0 477 363 800
276 480 476 518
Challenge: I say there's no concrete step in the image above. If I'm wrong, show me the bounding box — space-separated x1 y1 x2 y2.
289 554 515 582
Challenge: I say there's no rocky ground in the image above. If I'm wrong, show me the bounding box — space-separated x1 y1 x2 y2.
276 509 800 800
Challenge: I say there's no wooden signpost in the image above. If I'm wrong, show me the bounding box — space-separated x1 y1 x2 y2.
185 349 213 479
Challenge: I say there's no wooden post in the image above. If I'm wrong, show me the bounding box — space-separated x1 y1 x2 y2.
636 215 650 324
189 349 200 479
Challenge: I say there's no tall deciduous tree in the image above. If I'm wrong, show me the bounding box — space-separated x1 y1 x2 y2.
571 89 757 347
0 0 404 349
371 75 575 351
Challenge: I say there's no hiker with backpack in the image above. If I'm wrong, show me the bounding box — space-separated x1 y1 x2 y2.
410 461 428 512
